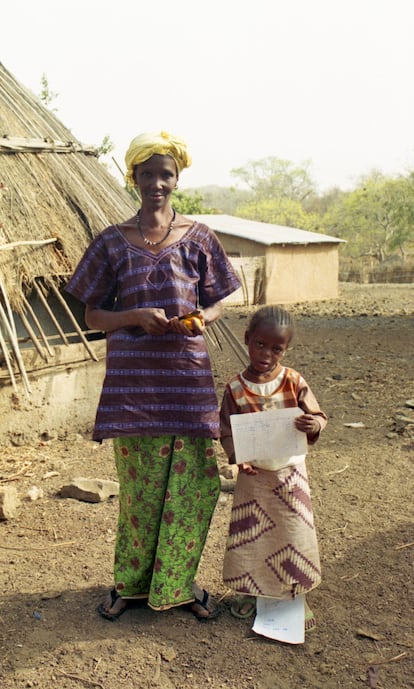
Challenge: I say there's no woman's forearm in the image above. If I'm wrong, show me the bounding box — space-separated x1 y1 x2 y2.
202 301 223 326
85 305 170 334
85 306 141 332
85 301 224 334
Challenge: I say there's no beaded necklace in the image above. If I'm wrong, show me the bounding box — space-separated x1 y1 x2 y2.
136 209 176 246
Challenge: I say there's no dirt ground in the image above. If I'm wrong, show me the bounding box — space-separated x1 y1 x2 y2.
0 283 413 689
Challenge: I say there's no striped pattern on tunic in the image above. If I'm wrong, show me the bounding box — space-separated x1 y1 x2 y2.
65 222 241 440
229 367 302 412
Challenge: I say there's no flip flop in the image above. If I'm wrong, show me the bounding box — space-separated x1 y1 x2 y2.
188 589 221 622
97 588 129 621
230 595 256 619
305 604 316 632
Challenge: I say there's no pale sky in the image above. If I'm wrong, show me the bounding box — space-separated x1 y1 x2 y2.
2 0 414 193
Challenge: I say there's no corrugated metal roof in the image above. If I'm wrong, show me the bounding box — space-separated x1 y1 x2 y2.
188 214 345 246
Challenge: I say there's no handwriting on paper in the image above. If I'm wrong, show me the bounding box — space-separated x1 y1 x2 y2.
230 407 307 468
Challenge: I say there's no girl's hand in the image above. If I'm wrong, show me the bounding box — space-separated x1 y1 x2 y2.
238 462 258 476
294 414 321 437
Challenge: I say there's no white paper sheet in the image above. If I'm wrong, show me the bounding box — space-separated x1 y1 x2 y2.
252 595 305 644
230 407 307 469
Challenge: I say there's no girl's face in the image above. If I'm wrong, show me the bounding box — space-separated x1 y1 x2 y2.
133 154 178 208
245 322 291 377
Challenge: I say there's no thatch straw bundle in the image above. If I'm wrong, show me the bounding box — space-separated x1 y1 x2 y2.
0 62 137 311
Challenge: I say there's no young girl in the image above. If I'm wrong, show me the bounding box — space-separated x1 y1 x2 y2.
220 305 327 635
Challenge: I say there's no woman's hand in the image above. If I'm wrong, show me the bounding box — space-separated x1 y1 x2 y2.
169 311 205 337
294 414 321 437
137 308 170 335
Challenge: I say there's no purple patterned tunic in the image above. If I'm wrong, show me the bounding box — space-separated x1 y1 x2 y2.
65 221 241 441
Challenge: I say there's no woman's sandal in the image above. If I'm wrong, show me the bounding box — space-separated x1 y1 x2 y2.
188 589 221 622
97 588 129 621
230 595 256 619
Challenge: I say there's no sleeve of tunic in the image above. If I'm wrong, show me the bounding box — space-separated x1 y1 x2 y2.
196 228 241 307
64 231 117 309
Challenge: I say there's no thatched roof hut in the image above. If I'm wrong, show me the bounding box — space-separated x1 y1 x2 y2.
0 62 136 309
0 63 139 432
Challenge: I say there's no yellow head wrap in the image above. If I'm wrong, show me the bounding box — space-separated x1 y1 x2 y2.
124 131 192 189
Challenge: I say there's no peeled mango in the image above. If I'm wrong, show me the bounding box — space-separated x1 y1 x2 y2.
179 310 204 331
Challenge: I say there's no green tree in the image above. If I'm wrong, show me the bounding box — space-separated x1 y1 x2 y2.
305 186 346 216
235 197 321 231
185 185 252 215
39 73 59 111
231 157 316 203
96 135 115 171
322 172 414 260
383 175 414 259
171 190 213 214
97 135 114 157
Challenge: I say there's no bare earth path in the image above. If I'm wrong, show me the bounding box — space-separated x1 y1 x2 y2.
0 283 413 689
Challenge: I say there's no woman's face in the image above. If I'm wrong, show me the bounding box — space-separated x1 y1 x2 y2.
133 154 178 208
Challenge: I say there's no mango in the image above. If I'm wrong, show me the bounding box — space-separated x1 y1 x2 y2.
179 310 204 331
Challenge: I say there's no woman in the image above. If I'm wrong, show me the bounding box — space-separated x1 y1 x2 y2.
65 131 241 621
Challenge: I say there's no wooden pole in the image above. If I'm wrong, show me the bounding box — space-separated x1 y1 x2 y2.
239 265 249 306
112 157 141 202
33 279 69 345
0 238 57 252
0 276 31 392
0 325 18 392
0 302 31 395
212 319 249 366
204 325 223 351
19 308 48 361
48 283 98 362
0 274 17 339
22 294 54 357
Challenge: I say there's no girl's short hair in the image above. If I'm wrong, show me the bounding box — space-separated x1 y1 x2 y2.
247 305 294 335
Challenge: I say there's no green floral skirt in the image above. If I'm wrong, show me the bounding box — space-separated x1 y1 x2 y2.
112 435 220 611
